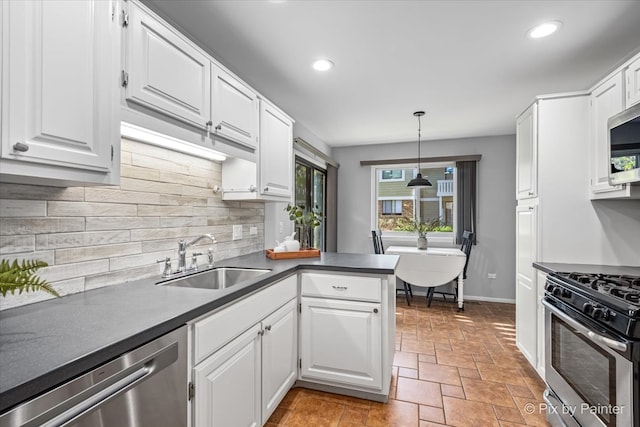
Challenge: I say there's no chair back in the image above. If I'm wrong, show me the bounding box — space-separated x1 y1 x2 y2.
371 230 384 254
460 231 474 279
395 254 465 288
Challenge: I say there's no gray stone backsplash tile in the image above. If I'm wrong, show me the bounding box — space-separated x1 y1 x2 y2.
0 139 264 310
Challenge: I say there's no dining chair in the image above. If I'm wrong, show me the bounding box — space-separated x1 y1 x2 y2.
371 230 413 305
426 231 474 307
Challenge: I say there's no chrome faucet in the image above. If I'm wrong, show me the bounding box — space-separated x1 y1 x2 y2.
177 234 216 273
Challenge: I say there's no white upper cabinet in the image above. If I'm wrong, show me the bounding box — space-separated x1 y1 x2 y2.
126 2 211 130
258 100 293 198
626 55 640 108
516 103 537 200
589 72 628 199
1 0 120 186
211 65 259 149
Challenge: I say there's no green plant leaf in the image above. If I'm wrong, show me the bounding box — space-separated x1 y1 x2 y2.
0 259 59 298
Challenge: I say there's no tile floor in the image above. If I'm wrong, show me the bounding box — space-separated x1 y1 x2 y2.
267 298 550 427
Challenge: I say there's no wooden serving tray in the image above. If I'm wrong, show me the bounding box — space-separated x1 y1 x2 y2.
266 248 321 260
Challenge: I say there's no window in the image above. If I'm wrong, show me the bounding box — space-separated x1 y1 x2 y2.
295 156 326 250
379 169 405 182
381 200 402 215
373 164 455 236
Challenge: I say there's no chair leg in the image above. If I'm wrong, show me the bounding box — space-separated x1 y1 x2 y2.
407 283 413 298
404 282 411 306
427 287 435 307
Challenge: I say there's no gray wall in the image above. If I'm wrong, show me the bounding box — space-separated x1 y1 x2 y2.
333 135 518 302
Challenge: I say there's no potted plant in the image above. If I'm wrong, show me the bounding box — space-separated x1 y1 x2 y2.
285 204 323 250
397 217 444 249
0 259 59 297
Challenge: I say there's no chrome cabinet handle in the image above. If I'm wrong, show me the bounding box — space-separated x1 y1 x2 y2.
13 142 29 152
332 286 348 291
373 308 379 314
264 325 271 332
528 191 534 195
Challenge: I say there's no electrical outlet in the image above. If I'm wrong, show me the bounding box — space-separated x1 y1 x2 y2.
249 226 258 235
232 225 242 240
488 273 497 279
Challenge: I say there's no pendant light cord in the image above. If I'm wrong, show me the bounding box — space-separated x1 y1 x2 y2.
417 114 421 171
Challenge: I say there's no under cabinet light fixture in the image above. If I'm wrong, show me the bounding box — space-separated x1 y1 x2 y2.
120 122 226 162
527 21 562 39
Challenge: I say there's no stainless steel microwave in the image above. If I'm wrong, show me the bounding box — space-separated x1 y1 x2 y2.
609 102 640 185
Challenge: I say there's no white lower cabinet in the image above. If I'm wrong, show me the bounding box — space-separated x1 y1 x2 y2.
193 323 262 427
535 270 548 378
300 297 382 389
191 276 297 427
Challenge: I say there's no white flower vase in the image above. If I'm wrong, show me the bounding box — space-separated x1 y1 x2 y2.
417 234 428 250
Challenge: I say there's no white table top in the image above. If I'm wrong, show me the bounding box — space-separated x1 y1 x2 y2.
386 246 465 257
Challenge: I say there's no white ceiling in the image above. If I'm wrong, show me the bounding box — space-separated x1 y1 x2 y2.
144 0 640 148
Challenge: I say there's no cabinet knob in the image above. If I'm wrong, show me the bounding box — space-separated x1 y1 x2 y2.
264 325 271 331
264 187 269 192
215 123 222 131
258 329 264 336
248 185 257 193
13 142 29 152
373 308 379 314
528 192 534 196
205 120 213 127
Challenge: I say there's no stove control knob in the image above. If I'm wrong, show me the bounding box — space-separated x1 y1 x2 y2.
561 289 572 298
592 308 611 321
545 283 556 293
582 302 594 315
552 287 562 297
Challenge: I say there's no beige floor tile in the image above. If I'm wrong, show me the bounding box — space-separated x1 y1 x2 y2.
442 396 500 427
366 399 419 427
396 377 444 407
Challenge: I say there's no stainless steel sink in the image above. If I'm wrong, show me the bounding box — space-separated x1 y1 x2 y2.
157 267 271 290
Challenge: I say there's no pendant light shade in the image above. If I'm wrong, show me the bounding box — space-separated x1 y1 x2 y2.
407 111 432 188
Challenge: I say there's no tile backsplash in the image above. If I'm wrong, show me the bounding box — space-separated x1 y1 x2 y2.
0 139 264 310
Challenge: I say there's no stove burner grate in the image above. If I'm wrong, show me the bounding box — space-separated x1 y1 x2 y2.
564 272 640 304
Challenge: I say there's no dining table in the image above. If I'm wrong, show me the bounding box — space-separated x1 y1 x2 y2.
386 245 467 311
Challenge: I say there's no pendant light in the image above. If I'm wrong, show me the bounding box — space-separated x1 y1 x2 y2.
407 111 432 188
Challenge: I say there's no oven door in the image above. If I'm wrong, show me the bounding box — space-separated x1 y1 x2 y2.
543 298 633 427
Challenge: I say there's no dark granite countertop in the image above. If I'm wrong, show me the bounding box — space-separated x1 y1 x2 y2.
0 251 397 413
533 262 640 276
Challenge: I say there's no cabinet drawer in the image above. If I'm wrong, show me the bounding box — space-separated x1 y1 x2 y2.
193 275 296 364
301 273 381 302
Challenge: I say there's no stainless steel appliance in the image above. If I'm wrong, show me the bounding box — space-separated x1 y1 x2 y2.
543 272 639 427
0 326 187 427
608 102 640 185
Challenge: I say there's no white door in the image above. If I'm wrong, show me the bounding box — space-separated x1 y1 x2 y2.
193 324 261 427
626 56 640 108
211 65 258 149
536 270 548 377
300 297 382 390
590 73 627 198
515 203 537 367
261 299 297 424
259 101 293 198
126 2 211 130
2 0 118 174
516 103 537 200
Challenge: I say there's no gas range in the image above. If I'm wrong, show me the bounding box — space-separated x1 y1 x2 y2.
546 271 640 339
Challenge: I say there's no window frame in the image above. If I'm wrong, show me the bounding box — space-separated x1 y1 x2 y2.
370 162 456 244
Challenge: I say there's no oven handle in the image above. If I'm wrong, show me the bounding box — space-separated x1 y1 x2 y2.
542 299 628 352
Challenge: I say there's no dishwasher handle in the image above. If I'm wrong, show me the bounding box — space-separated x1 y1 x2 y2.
36 340 179 427
42 366 150 427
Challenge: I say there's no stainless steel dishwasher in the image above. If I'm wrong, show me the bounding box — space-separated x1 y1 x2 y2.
0 325 187 427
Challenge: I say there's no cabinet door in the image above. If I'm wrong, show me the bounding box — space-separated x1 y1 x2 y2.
259 101 293 198
126 2 211 130
515 203 537 367
516 103 537 199
193 324 261 427
589 73 628 198
211 65 258 149
1 0 118 179
300 297 382 390
626 56 640 108
261 299 297 424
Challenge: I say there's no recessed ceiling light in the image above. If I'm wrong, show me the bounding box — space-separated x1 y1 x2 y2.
312 59 335 72
527 21 562 39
